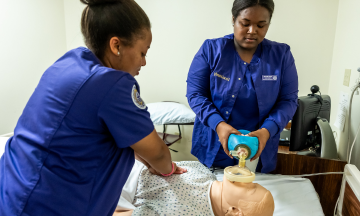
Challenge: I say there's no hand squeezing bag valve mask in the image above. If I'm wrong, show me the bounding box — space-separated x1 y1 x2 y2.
228 130 259 160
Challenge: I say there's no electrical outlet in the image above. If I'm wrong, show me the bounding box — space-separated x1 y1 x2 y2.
343 69 351 87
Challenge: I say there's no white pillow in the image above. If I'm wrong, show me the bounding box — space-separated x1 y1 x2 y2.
0 137 10 157
147 102 196 125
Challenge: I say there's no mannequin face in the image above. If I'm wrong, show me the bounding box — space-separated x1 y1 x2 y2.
225 207 243 216
222 176 264 204
210 176 275 216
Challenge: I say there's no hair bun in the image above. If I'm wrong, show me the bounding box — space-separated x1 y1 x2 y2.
80 0 119 7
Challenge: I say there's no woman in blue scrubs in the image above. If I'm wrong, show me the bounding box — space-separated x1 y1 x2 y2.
0 1 186 215
187 0 298 173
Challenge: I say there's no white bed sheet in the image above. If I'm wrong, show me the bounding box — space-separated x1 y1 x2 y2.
118 160 145 210
214 169 324 216
119 162 324 216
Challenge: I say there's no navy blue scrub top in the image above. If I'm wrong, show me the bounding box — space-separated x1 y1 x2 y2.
227 45 261 132
0 47 154 216
186 34 299 173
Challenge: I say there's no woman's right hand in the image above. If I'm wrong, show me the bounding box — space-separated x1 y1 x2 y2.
132 130 188 176
131 130 176 175
215 122 242 158
148 162 187 176
172 163 187 174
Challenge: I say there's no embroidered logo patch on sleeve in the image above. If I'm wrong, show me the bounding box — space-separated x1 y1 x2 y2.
131 85 146 109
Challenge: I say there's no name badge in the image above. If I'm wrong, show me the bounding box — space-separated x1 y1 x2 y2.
262 75 277 81
214 72 230 82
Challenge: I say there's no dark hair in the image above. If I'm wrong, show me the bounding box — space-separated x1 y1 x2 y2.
80 0 151 60
232 0 275 20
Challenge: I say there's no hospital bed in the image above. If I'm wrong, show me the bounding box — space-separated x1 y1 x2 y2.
117 160 325 215
1 137 359 216
116 154 359 216
272 148 347 216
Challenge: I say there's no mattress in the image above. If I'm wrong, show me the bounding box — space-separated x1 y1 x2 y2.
119 161 324 216
213 169 324 216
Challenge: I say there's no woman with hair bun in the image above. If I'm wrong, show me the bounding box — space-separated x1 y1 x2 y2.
187 0 299 173
0 1 186 215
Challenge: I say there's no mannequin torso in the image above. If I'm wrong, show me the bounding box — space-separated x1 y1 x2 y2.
113 162 274 216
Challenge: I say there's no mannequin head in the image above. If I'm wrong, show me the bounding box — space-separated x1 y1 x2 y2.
210 172 274 216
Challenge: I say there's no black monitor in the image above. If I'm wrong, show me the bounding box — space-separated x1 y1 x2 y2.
289 94 331 152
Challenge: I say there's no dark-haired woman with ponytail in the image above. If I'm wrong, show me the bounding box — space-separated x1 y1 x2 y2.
0 1 186 215
187 0 298 173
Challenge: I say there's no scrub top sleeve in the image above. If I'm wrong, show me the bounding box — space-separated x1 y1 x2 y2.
98 74 154 148
260 120 278 138
262 48 299 138
186 40 224 129
207 113 225 131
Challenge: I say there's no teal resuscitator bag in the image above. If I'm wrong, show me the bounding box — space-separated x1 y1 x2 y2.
228 130 259 160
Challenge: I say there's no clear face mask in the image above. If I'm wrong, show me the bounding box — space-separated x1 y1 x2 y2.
224 151 255 183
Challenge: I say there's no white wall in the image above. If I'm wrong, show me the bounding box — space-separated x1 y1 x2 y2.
63 0 339 103
0 0 67 135
328 0 360 168
138 0 339 103
61 0 340 141
135 0 340 141
4 1 356 166
134 0 234 106
22 0 340 144
138 0 339 101
63 0 86 50
268 0 339 96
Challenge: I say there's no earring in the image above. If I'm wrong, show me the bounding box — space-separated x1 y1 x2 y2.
118 51 120 56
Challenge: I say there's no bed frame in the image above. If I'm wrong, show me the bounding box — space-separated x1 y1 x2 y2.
270 149 360 216
113 148 359 216
337 164 360 216
271 149 346 216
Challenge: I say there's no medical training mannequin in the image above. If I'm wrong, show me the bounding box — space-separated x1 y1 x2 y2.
113 161 274 216
210 176 274 216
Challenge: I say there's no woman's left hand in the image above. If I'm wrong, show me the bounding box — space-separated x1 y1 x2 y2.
248 128 270 162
